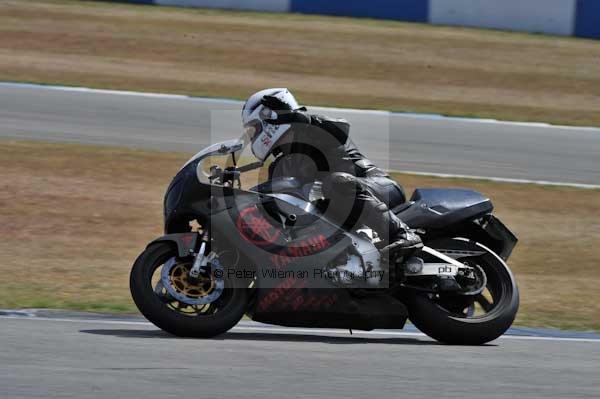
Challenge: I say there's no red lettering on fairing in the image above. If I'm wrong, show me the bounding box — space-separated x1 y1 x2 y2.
258 277 305 311
269 234 330 268
179 234 194 249
236 206 281 247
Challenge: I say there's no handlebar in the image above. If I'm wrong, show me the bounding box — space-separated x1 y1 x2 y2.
208 161 263 188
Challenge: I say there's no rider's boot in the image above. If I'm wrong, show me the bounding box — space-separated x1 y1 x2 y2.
380 218 423 262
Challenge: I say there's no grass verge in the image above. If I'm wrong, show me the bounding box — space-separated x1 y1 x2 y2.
1 0 600 126
1 139 599 330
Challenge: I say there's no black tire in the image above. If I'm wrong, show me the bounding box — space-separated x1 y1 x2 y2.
407 240 519 345
130 242 248 338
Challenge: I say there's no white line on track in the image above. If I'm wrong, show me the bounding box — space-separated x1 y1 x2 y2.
0 82 242 104
2 81 599 189
2 315 599 343
3 81 600 133
393 170 600 190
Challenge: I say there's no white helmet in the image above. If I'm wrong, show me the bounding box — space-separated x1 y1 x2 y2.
241 88 300 161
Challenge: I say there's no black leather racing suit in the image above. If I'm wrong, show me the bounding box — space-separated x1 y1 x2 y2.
267 113 408 243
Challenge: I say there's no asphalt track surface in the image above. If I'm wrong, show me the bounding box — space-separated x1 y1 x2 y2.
2 83 600 398
1 311 600 399
1 82 599 187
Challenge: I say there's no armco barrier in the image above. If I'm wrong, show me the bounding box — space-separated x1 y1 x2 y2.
111 0 600 39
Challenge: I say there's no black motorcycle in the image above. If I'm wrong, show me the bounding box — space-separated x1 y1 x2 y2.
130 140 519 345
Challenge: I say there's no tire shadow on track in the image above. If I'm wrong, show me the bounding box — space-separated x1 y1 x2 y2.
80 329 452 346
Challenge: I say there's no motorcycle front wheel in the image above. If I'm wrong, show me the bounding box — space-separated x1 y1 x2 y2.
130 242 248 338
407 240 519 345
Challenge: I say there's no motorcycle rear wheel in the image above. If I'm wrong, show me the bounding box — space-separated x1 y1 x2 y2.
407 240 519 345
130 242 248 338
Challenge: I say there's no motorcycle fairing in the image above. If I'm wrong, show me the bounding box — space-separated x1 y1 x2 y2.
249 288 408 331
208 189 353 287
205 189 409 329
148 233 198 258
164 159 213 233
396 188 494 230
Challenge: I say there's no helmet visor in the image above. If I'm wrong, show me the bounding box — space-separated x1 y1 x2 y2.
243 119 263 143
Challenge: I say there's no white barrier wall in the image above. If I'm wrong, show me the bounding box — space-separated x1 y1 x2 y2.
428 0 577 36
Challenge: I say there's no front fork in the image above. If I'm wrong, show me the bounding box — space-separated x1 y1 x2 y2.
188 230 214 279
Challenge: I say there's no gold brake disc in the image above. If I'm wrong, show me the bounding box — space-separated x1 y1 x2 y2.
169 263 216 298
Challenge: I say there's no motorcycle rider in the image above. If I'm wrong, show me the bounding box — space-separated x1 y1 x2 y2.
241 88 422 259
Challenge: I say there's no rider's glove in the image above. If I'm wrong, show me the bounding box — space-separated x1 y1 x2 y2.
261 95 311 125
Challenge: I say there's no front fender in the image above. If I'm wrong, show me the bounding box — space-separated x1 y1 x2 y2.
149 233 198 258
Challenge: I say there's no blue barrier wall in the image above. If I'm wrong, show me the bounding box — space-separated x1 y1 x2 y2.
575 0 600 39
156 0 289 12
291 0 428 22
111 0 600 39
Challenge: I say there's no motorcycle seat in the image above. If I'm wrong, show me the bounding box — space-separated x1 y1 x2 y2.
395 188 493 229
